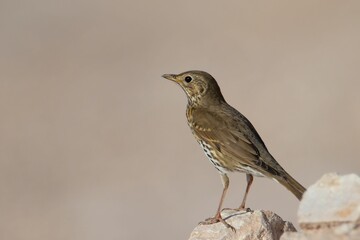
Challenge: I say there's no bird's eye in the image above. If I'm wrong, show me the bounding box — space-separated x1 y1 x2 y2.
185 76 192 83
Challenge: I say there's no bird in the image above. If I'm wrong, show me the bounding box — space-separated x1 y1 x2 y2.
162 70 306 229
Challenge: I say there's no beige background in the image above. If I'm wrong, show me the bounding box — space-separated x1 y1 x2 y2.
1 1 360 239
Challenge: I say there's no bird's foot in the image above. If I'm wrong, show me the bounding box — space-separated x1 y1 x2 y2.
199 214 235 231
221 207 252 213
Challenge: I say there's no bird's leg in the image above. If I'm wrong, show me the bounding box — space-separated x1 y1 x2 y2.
199 174 234 230
221 174 253 213
238 174 253 210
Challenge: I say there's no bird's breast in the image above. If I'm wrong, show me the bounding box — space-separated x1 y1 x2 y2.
198 140 229 174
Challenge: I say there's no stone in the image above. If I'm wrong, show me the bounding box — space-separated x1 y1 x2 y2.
281 229 360 240
281 173 360 240
298 173 360 229
189 173 360 240
188 209 296 240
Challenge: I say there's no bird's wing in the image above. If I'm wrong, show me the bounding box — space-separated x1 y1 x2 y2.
190 107 283 176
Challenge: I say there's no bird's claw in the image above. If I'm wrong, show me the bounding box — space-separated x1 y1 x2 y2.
199 216 236 232
221 207 252 213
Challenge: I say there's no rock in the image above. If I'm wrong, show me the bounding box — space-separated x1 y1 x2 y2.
189 173 360 240
298 173 360 227
282 228 360 240
281 173 360 240
188 209 296 240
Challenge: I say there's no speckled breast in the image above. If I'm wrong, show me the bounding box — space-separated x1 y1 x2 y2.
198 140 228 174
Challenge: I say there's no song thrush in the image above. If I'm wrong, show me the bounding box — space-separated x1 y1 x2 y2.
162 70 306 229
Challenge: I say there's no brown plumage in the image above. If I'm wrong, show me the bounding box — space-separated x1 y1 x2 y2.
163 70 306 229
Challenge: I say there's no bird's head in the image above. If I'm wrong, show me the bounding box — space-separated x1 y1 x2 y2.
162 70 225 106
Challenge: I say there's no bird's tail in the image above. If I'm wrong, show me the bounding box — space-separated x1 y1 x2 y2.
277 172 306 200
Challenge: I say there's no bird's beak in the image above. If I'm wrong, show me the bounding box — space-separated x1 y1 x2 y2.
162 74 177 82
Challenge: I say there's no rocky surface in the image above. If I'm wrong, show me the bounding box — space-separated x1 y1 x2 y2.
281 173 360 240
188 209 296 240
188 173 360 240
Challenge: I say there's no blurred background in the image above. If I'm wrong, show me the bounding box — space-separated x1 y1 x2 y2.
1 0 359 239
